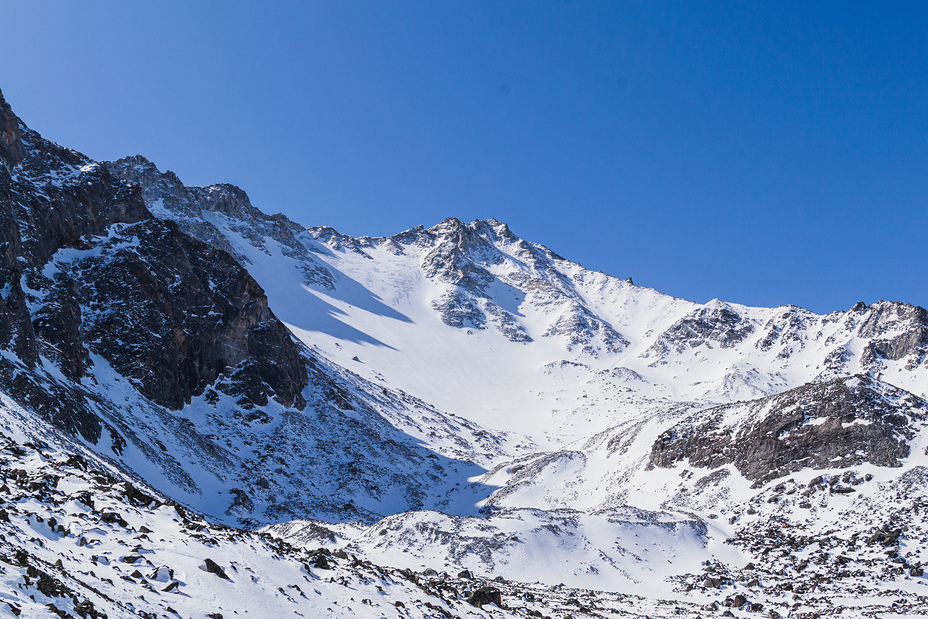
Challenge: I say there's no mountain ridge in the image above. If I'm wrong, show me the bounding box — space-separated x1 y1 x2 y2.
2 87 928 617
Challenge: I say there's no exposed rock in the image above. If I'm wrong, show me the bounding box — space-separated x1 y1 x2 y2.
312 553 331 570
431 290 486 330
203 558 230 580
724 593 748 608
467 586 503 608
645 303 754 357
0 91 25 170
650 375 927 482
421 218 497 289
755 306 811 354
123 482 155 507
60 218 307 410
857 302 928 362
0 90 309 438
544 302 627 354
106 156 336 291
99 512 128 527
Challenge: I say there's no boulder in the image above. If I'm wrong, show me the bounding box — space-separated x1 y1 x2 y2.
203 558 230 580
467 587 503 608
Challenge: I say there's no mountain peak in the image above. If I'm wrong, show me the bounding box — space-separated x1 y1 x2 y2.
427 216 468 238
4 91 928 617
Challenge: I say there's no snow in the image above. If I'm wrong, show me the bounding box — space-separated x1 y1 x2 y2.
8 144 928 615
0 429 539 619
141 203 928 606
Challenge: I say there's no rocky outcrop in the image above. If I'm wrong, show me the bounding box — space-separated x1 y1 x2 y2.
327 216 626 351
544 302 626 354
649 376 928 483
0 92 25 170
55 218 307 410
421 218 498 288
399 218 541 342
644 303 754 358
0 91 154 440
0 88 308 434
755 305 813 356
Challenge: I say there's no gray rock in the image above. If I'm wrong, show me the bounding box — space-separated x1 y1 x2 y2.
650 376 927 483
0 88 308 445
467 586 503 608
203 558 230 580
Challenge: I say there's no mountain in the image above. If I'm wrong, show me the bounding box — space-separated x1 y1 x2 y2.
1 87 927 617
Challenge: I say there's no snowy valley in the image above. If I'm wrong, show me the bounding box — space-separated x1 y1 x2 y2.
1 88 928 617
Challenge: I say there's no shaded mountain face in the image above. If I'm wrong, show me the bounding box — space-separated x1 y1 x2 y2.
104 154 335 291
0 90 308 437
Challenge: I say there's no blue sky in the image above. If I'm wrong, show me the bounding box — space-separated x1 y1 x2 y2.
2 2 926 313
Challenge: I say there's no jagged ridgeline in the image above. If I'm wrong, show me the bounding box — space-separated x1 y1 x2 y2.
0 89 307 420
3 85 928 618
0 89 498 529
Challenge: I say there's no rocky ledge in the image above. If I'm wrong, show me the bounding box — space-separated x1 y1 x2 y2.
650 375 928 483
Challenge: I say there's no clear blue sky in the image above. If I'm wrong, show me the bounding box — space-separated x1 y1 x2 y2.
2 2 926 313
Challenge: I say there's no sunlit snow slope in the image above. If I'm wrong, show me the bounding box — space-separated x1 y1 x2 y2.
3 84 927 617
114 157 928 456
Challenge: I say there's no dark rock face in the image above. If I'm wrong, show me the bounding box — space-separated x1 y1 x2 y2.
857 302 928 357
543 302 627 354
0 94 25 170
0 88 307 436
650 376 927 483
203 558 230 580
0 139 146 372
755 306 812 355
645 304 754 357
431 289 486 330
54 218 307 410
421 218 498 289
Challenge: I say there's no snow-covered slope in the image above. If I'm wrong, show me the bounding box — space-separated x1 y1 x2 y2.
110 155 928 614
295 223 927 437
0 88 517 531
2 419 658 619
108 155 928 457
3 86 928 617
